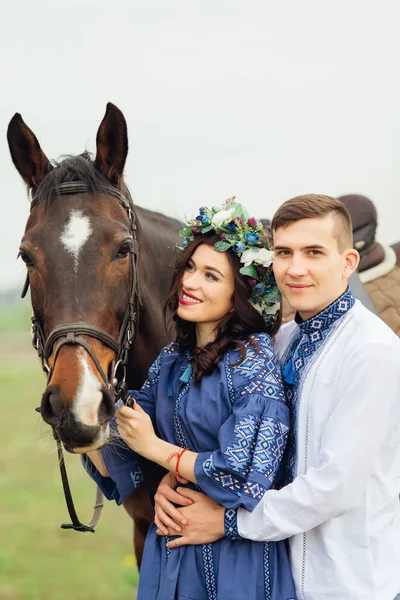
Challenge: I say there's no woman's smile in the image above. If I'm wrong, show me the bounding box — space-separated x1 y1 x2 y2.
180 290 203 305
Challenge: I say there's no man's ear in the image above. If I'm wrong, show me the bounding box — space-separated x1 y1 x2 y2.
343 248 360 279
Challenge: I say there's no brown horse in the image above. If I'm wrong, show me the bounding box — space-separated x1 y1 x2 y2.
7 103 180 565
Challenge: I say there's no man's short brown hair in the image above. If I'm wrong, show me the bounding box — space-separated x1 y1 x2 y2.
271 194 353 251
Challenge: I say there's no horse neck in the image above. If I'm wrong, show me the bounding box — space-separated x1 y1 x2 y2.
125 206 180 390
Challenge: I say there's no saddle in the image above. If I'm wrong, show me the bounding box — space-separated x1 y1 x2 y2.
391 241 400 265
338 194 400 336
339 194 398 281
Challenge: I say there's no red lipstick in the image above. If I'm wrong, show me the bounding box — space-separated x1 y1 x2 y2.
179 290 203 305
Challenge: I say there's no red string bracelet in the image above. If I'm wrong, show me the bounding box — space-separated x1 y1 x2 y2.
166 448 188 477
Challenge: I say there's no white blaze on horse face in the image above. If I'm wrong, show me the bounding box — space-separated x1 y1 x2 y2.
73 350 103 426
60 209 92 273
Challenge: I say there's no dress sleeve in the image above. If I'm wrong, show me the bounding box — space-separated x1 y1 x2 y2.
81 344 175 504
81 418 143 505
194 335 290 511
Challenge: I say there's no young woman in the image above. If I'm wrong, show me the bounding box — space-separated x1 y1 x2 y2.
83 200 296 600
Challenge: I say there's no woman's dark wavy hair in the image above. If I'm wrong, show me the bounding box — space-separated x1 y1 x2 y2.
165 233 282 382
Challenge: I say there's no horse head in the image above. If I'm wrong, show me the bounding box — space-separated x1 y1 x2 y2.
7 103 139 453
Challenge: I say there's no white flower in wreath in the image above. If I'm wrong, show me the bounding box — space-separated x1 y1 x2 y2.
250 300 280 316
250 300 263 315
264 302 281 315
240 247 274 268
211 207 236 228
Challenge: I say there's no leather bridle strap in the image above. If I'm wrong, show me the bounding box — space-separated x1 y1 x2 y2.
44 323 120 386
55 432 104 533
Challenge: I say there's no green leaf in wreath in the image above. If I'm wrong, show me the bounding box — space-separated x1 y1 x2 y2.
214 240 233 252
178 227 193 237
239 264 258 279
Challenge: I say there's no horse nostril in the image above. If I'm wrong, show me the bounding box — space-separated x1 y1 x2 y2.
98 386 116 425
41 385 65 425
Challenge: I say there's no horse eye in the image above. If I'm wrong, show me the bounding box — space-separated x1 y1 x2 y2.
116 242 131 258
17 250 34 267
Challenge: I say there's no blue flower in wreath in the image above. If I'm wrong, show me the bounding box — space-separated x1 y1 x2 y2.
244 232 260 246
232 241 246 254
182 238 189 248
201 213 212 225
227 220 237 231
254 282 266 295
267 273 276 284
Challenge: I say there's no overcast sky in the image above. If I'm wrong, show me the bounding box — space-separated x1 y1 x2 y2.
1 0 399 290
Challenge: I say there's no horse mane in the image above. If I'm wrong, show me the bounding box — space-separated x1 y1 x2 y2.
34 151 124 207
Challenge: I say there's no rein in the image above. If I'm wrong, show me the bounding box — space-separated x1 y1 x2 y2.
25 181 140 533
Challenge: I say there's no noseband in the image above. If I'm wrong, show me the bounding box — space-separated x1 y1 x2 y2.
24 181 141 532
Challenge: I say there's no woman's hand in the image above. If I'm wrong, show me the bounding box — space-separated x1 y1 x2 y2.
115 400 158 457
154 472 192 535
116 403 198 482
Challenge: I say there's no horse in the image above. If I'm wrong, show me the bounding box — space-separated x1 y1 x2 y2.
7 102 181 566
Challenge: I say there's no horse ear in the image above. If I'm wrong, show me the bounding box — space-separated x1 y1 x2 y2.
95 102 128 186
7 113 52 189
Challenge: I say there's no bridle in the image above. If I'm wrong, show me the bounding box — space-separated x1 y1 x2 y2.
23 181 140 532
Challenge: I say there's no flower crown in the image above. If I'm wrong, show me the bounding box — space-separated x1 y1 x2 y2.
178 197 281 330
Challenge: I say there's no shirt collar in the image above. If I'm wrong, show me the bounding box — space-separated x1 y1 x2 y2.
294 287 355 334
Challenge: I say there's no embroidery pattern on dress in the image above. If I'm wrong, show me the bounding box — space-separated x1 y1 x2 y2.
226 334 285 405
283 288 355 482
224 414 259 474
129 469 143 490
165 536 171 560
203 454 268 500
202 543 217 600
200 334 288 499
203 455 243 494
264 542 271 600
224 508 241 539
172 359 217 600
224 415 289 480
174 380 191 448
252 417 289 478
142 342 177 389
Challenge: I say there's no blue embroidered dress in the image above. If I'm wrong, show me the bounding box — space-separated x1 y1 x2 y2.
82 333 296 600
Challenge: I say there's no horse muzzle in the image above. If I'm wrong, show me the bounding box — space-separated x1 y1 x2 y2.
40 384 115 451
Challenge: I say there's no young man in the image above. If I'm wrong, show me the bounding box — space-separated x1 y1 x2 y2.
154 194 400 600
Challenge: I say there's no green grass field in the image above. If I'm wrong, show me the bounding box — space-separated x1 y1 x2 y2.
0 308 139 599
